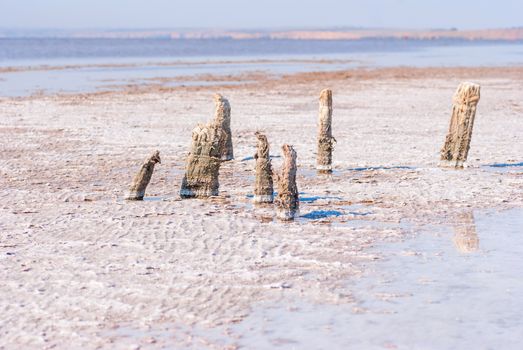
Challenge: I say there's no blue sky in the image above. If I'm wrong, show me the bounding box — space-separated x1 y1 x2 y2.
1 0 522 30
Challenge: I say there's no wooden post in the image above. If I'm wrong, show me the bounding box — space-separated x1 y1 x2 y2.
317 89 335 173
180 123 224 198
213 93 234 161
125 150 161 200
440 83 481 168
452 212 479 253
253 132 274 203
275 144 299 220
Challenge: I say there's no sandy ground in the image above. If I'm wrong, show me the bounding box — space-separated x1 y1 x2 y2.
0 66 522 349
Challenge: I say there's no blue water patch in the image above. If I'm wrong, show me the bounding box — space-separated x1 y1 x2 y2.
487 162 523 168
299 195 343 203
247 193 344 205
348 165 415 171
301 210 343 219
240 155 281 162
483 162 523 173
346 210 372 216
142 196 166 202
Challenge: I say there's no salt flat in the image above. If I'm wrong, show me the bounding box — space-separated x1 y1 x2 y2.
0 66 522 349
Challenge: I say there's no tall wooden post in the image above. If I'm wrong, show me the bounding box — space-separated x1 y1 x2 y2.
253 132 274 203
125 150 161 200
440 83 481 168
180 123 224 198
275 144 299 220
213 94 234 161
317 89 335 173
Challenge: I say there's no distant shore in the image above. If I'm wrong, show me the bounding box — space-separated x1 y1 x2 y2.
2 27 523 41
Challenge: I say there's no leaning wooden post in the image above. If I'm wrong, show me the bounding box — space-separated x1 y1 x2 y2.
317 89 335 173
275 144 299 220
440 83 481 168
125 150 161 200
180 123 224 198
253 132 274 203
213 93 234 161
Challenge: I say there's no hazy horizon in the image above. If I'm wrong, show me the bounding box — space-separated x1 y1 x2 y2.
1 0 522 31
2 25 523 32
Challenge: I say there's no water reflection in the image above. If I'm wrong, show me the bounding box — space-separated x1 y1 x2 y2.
452 212 479 253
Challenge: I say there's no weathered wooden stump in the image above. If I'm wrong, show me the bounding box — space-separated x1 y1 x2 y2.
275 144 299 220
440 82 481 168
452 212 479 253
253 132 274 203
180 123 224 198
213 93 234 161
317 89 335 173
125 150 161 200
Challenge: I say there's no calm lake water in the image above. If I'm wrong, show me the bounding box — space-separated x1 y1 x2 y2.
0 38 523 96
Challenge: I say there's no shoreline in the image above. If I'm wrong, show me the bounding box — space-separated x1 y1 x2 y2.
2 39 523 98
1 65 523 101
0 57 357 74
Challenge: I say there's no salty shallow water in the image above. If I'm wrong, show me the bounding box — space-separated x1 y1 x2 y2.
2 38 518 65
0 38 523 96
97 208 523 349
227 208 523 349
483 162 523 174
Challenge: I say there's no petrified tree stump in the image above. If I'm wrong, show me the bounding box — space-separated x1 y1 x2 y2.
180 123 224 198
125 150 161 200
213 93 234 161
440 83 481 168
275 144 299 220
317 89 335 173
253 132 274 203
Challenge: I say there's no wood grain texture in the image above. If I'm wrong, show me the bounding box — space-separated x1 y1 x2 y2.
317 89 335 172
440 83 481 168
275 144 299 220
253 132 274 203
125 150 161 200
